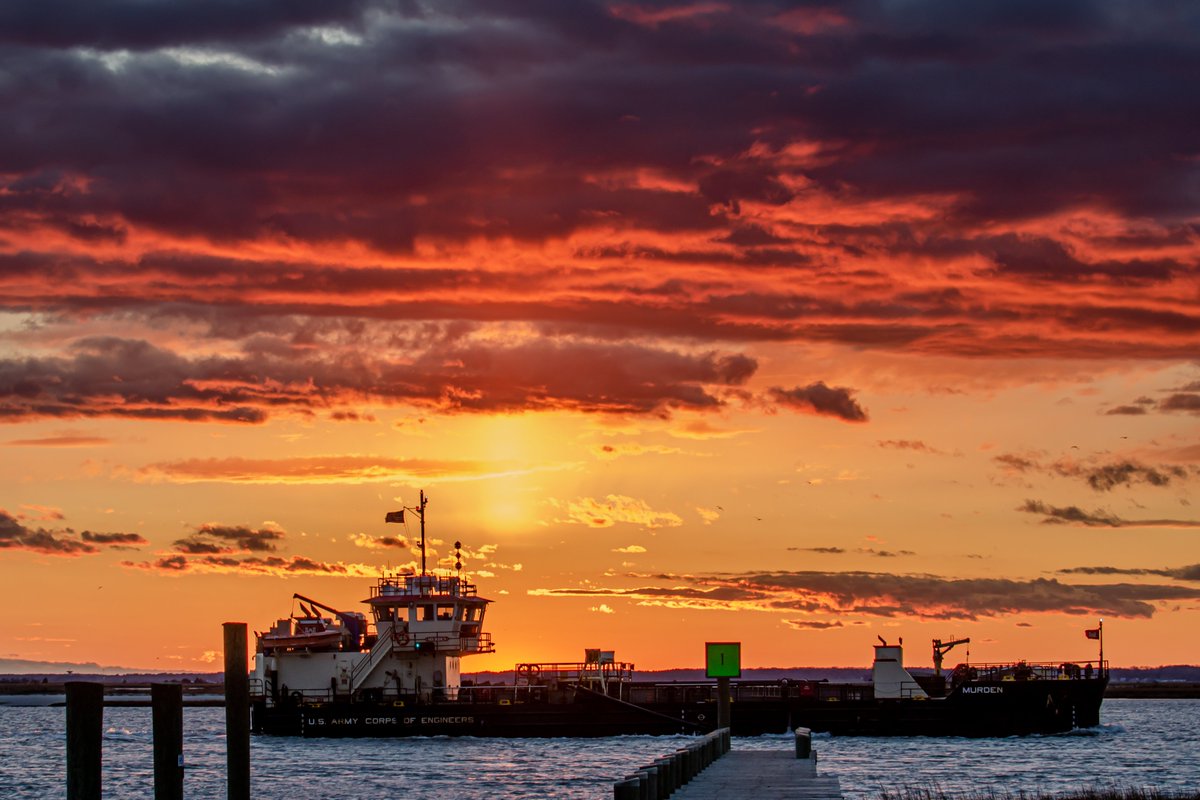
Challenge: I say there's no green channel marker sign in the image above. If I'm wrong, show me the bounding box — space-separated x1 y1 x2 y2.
705 641 741 678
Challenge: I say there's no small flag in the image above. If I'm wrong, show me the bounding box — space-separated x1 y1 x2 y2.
1085 628 1100 640
385 510 404 524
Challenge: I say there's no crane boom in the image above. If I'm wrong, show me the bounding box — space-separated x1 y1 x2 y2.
932 637 970 673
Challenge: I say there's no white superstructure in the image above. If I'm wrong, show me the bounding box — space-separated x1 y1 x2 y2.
249 493 495 707
871 640 928 699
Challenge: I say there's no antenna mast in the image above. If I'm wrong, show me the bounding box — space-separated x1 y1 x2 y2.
385 491 429 574
418 490 428 576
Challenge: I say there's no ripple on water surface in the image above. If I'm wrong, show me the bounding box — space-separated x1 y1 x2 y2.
0 699 1196 799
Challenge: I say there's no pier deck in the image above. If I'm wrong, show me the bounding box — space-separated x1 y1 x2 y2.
671 751 842 800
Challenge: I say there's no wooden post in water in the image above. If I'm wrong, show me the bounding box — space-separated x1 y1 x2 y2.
66 681 103 800
152 683 184 800
717 675 731 730
223 622 250 800
795 726 813 759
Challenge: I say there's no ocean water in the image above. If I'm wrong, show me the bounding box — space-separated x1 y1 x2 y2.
0 699 1195 799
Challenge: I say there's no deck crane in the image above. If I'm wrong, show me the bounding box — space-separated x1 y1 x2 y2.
932 637 970 675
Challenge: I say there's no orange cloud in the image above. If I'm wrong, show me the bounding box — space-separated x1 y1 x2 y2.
565 495 684 529
137 456 503 484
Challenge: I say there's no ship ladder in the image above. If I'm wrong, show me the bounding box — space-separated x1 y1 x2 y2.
350 632 395 693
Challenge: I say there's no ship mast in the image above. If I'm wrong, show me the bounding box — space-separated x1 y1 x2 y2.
385 489 430 575
418 489 427 575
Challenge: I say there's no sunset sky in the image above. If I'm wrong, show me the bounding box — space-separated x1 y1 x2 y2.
2 0 1198 674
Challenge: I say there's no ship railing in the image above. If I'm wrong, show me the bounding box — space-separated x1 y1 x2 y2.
950 659 1109 683
371 574 479 600
461 632 495 653
457 683 553 704
514 661 636 686
400 630 496 654
248 677 266 699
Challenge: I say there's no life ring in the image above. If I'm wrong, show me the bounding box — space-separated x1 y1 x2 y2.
697 714 706 721
394 630 409 645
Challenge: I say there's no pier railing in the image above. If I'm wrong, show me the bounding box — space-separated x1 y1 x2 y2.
612 728 731 799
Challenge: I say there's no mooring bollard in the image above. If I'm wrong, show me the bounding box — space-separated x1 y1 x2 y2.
224 622 251 800
66 681 103 800
795 726 812 759
152 683 184 800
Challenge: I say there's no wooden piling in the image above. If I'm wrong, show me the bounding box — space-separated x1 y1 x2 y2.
223 622 251 800
794 726 812 759
640 765 659 800
614 776 642 800
152 683 184 800
716 676 730 730
66 681 103 800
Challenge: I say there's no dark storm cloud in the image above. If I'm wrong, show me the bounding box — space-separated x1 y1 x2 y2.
80 530 148 547
1019 499 1200 528
0 509 144 555
172 523 284 554
2 1 1196 251
0 0 377 49
994 455 1193 491
0 0 1196 388
0 335 757 421
127 553 363 575
1058 564 1200 582
1070 461 1189 491
533 568 1200 619
1105 391 1200 416
787 545 913 557
769 382 868 422
1160 393 1200 413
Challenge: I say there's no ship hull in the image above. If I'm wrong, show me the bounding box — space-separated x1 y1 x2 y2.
251 677 1107 738
253 697 697 738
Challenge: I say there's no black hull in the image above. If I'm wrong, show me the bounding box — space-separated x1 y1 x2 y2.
253 677 1107 739
254 696 697 738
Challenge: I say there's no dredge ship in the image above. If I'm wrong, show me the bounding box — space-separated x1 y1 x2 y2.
249 496 1108 738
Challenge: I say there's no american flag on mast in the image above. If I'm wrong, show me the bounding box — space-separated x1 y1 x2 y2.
1085 628 1100 640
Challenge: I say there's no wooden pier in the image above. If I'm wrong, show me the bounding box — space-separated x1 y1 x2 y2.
670 750 842 800
614 728 842 800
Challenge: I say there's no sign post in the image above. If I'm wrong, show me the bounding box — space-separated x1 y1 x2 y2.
705 642 741 731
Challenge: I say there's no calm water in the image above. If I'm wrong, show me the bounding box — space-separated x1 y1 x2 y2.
0 699 1195 799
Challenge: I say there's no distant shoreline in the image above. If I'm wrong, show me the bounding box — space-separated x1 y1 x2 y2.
2 678 1197 699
